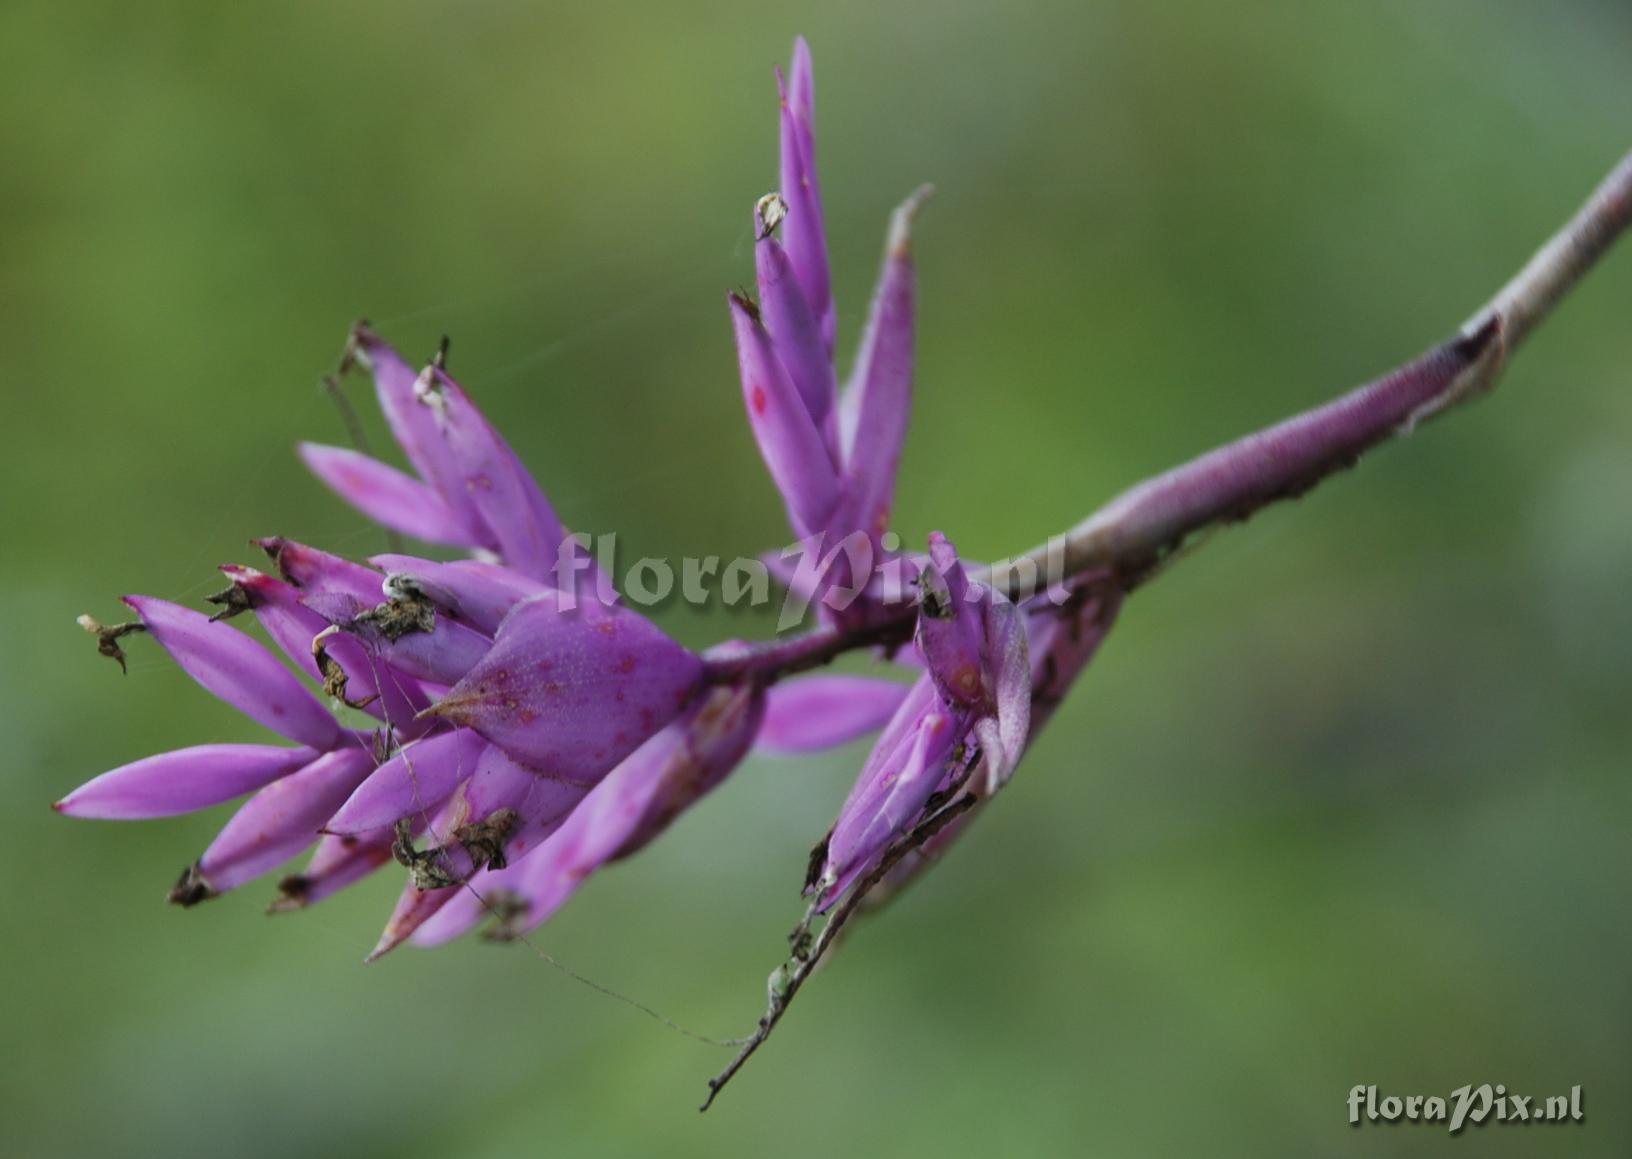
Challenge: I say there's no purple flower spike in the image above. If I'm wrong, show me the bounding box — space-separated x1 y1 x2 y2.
296 443 476 546
53 744 315 820
729 292 840 537
425 594 704 780
185 745 378 900
326 728 487 835
776 44 833 352
123 596 341 751
757 675 911 754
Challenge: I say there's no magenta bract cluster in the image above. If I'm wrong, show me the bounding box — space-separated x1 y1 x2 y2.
58 38 1120 957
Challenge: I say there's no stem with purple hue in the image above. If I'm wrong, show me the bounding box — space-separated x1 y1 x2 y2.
724 144 1632 687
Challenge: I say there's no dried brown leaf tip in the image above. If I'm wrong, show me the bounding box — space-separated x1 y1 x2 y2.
77 614 147 674
205 581 254 622
167 862 217 908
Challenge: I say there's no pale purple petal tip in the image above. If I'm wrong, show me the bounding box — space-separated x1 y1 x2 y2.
366 874 460 962
55 743 315 820
776 59 832 352
297 443 475 546
124 596 341 751
757 675 911 754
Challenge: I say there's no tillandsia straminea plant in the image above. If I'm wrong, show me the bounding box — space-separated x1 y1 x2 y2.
56 37 1632 1109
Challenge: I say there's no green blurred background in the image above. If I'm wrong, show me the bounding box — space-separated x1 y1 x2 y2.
3 1 1629 1155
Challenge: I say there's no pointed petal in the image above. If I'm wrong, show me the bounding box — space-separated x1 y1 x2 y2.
297 443 474 545
368 554 551 635
326 729 486 834
54 743 315 820
729 292 839 536
197 745 377 893
424 363 566 581
255 537 385 603
366 875 460 962
755 220 837 439
836 189 929 544
123 596 340 750
788 36 817 134
777 61 832 351
428 594 703 782
756 675 911 754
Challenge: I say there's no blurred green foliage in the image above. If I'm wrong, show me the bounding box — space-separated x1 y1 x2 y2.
2 2 1629 1155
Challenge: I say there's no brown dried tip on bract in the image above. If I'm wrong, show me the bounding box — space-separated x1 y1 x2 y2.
77 614 147 674
205 580 254 622
257 538 298 585
391 819 456 890
168 862 217 907
336 317 374 378
267 873 310 914
453 808 519 873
